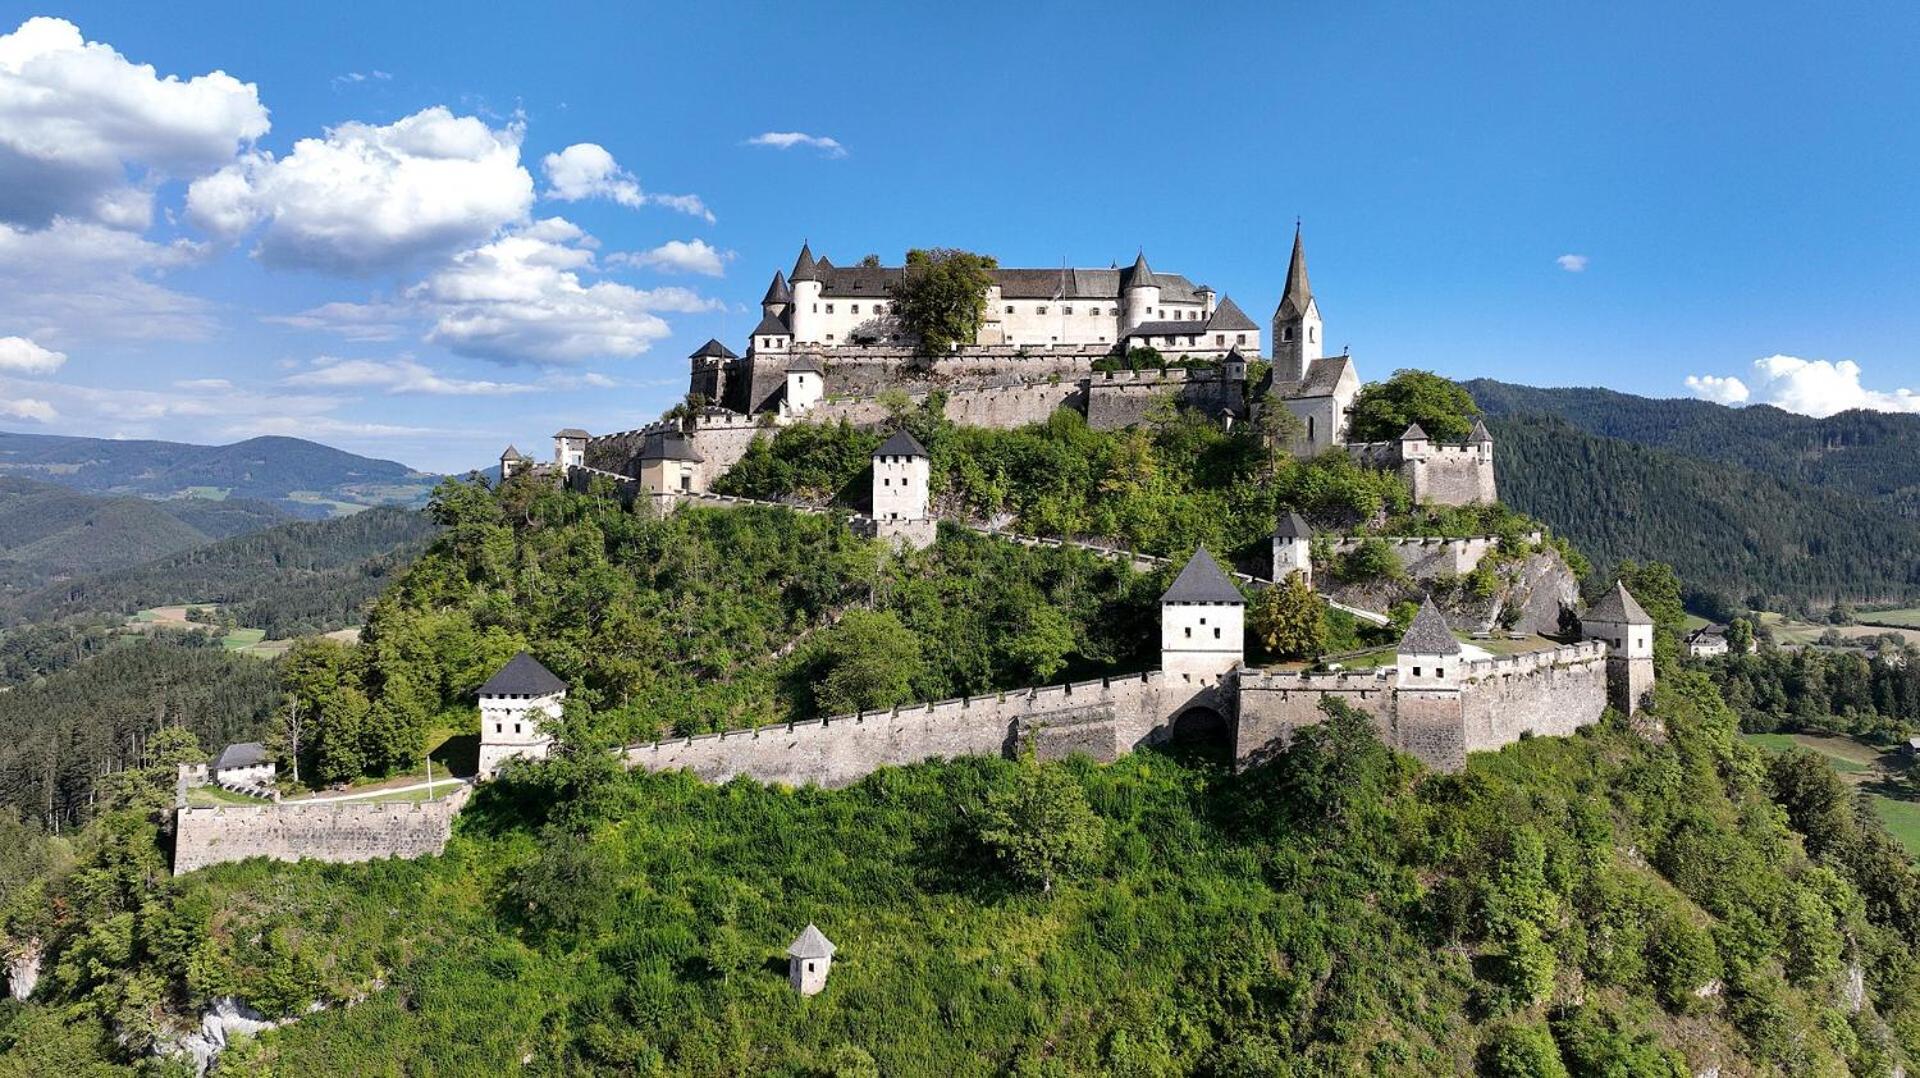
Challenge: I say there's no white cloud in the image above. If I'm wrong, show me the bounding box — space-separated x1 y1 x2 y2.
745 131 846 158
540 142 715 223
408 218 720 364
1685 354 1920 416
186 105 534 273
283 355 538 395
0 17 269 230
174 377 232 390
331 70 391 89
0 218 214 341
608 238 731 276
263 298 412 341
0 396 55 421
0 335 67 374
1555 253 1588 273
1683 374 1749 405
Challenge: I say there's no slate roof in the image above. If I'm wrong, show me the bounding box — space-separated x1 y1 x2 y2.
875 429 927 458
553 428 591 439
480 652 567 697
1399 423 1429 442
1208 296 1258 331
762 270 792 305
1468 417 1493 444
1275 510 1311 539
1399 596 1463 655
786 356 822 374
1161 547 1244 604
790 243 820 282
690 338 737 359
1269 355 1356 399
1127 320 1210 340
802 261 1206 303
1125 252 1157 290
214 742 270 771
1586 581 1652 625
787 923 837 959
500 444 528 460
1275 225 1314 320
639 431 705 462
752 310 792 336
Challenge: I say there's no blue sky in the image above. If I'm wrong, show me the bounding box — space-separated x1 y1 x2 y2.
0 2 1916 472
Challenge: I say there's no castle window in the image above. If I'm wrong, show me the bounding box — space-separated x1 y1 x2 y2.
1216 334 1225 345
1307 416 1316 441
826 333 835 340
825 304 834 313
1283 327 1294 341
1063 305 1073 314
1005 305 1014 313
1237 333 1247 344
1214 628 1221 639
1184 627 1192 638
1309 327 1316 342
875 304 886 314
1413 667 1422 677
812 304 817 313
851 304 860 314
1437 667 1445 678
1037 306 1048 314
514 722 522 734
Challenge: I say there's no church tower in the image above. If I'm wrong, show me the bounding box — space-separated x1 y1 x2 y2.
1271 224 1322 384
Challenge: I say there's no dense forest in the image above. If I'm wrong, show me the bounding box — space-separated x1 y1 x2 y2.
1469 379 1920 517
1706 643 1920 739
7 667 1920 1074
1487 414 1920 609
0 637 279 830
5 506 439 636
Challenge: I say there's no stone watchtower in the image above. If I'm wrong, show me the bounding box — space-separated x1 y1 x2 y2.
1271 224 1322 384
1122 252 1160 332
1396 596 1463 690
499 445 531 480
1582 581 1656 715
552 428 589 470
871 429 935 549
688 338 737 405
1272 510 1312 585
478 652 567 777
787 923 836 996
784 356 824 415
1160 548 1246 679
787 243 823 344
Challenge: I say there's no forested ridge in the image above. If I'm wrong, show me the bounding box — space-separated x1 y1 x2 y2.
1487 414 1920 608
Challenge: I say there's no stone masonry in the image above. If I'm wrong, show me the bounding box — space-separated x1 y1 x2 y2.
173 786 471 875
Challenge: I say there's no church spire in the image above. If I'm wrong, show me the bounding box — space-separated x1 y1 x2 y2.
1277 222 1312 320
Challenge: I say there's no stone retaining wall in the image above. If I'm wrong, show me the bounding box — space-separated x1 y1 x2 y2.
173 786 471 875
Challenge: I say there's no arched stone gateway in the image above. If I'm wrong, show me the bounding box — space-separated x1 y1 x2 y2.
1170 705 1230 743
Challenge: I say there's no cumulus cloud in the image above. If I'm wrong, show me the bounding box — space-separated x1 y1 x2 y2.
263 298 412 341
0 17 269 231
1555 253 1588 273
284 355 538 395
0 335 67 374
0 396 55 421
409 217 721 364
608 238 731 276
1685 355 1920 416
746 131 846 158
186 105 534 273
540 143 715 223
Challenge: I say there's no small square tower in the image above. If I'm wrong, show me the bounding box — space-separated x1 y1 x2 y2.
1395 596 1462 690
552 428 590 470
1160 548 1246 679
478 652 567 777
1272 510 1312 586
638 430 706 496
785 356 824 415
1582 581 1657 715
787 923 836 996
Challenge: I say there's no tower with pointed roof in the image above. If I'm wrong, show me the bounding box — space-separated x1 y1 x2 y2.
787 923 836 995
1122 252 1161 332
499 445 531 481
1272 224 1322 384
1160 548 1246 679
1272 510 1313 585
478 652 568 776
788 242 823 343
1396 596 1463 690
784 355 823 415
1582 581 1656 715
871 428 934 548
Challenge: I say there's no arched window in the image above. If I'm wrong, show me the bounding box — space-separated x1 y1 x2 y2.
1309 327 1316 343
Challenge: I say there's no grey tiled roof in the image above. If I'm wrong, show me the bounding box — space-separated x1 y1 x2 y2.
762 270 792 304
1586 581 1652 624
1125 252 1157 290
214 742 270 771
480 652 567 696
786 356 822 374
788 923 836 958
1275 225 1313 320
1161 547 1244 604
1128 320 1209 340
1274 510 1311 539
1399 596 1462 655
500 444 527 460
553 428 591 439
805 261 1206 303
1270 356 1355 399
1468 417 1493 444
690 338 737 359
1399 423 1429 441
790 243 820 282
752 310 791 336
639 431 705 462
875 429 927 457
1207 296 1258 331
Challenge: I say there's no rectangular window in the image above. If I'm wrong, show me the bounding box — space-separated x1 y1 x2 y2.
1005 305 1014 314
1214 628 1221 639
1184 627 1192 638
1037 306 1048 314
1237 333 1247 344
851 304 860 314
825 303 834 313
1437 667 1445 678
1063 306 1073 314
514 722 522 734
1216 334 1225 345
1413 667 1422 677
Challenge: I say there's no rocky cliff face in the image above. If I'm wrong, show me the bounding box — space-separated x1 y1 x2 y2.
1321 547 1581 637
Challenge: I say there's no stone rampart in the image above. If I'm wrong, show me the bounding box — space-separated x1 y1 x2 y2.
1459 642 1609 751
587 412 767 487
1085 369 1242 430
173 786 472 875
1344 440 1497 507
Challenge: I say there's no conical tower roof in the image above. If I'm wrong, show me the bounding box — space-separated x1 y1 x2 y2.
1161 547 1244 604
762 270 792 304
1468 417 1493 444
1399 596 1462 655
1586 581 1652 625
787 923 836 958
1276 224 1314 320
790 243 820 283
1125 251 1157 290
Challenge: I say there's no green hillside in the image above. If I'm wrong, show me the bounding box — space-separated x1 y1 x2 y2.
0 431 441 516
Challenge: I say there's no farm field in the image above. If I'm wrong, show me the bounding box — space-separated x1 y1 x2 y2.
1741 730 1920 857
1756 611 1920 648
1861 607 1920 629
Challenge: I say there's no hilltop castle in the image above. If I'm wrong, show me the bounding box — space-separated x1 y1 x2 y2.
504 227 1496 508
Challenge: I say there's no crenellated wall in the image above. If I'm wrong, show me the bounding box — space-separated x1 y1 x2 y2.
173 787 471 875
1084 369 1244 430
1346 440 1497 507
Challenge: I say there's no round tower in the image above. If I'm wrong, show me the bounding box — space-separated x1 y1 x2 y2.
1122 252 1161 331
788 243 823 344
1271 224 1322 384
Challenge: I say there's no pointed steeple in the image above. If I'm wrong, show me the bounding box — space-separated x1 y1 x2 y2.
1125 251 1157 290
762 270 792 305
791 242 820 283
1276 223 1313 320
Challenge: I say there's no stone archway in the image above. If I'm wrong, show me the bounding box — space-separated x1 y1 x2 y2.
1165 704 1233 766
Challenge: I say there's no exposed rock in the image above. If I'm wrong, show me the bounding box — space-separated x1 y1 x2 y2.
167 997 285 1077
5 940 41 1001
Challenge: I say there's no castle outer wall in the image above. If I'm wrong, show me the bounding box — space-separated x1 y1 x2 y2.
173 787 471 875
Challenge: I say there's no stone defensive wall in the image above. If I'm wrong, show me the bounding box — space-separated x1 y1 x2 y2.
622 670 1228 788
1326 532 1540 579
1235 640 1609 772
1345 440 1497 507
587 410 768 488
173 786 472 875
739 345 1106 413
809 380 1084 432
1084 368 1243 430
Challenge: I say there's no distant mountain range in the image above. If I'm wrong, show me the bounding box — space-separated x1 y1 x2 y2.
1468 380 1920 609
0 431 441 518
